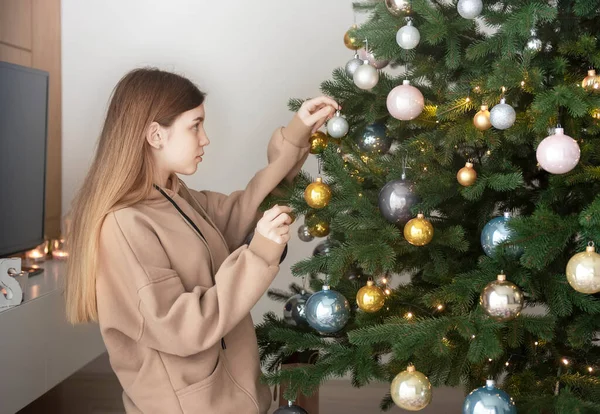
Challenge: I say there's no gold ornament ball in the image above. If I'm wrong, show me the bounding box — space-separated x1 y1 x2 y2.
582 69 600 93
306 213 330 238
356 280 386 313
457 162 477 187
480 273 524 322
304 177 332 209
404 213 434 246
309 131 329 154
385 0 409 16
343 25 362 50
566 243 600 294
288 211 297 225
390 365 432 411
473 105 492 131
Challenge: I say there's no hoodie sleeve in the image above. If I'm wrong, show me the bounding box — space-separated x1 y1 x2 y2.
188 114 311 251
96 211 285 358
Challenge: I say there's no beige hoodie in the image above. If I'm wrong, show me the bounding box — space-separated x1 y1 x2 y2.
96 114 311 414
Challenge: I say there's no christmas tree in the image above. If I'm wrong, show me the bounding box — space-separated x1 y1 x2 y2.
257 0 600 412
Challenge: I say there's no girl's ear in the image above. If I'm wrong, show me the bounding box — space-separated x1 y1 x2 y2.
146 121 163 149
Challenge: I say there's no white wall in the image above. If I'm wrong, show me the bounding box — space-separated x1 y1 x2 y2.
62 0 364 321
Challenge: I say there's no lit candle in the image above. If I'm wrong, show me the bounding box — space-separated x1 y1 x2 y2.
26 241 49 262
52 239 69 260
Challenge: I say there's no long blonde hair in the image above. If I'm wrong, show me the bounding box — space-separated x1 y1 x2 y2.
65 68 206 324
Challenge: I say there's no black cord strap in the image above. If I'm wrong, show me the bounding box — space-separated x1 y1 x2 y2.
153 184 206 242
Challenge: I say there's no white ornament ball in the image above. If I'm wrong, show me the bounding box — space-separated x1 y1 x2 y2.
327 111 350 138
353 61 380 90
386 80 425 121
457 0 483 19
536 127 581 174
489 98 516 130
345 54 363 78
396 21 420 50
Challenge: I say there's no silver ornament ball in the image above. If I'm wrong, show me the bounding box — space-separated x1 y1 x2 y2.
480 274 524 322
353 61 380 90
489 98 516 130
526 30 543 52
457 0 483 19
326 110 349 138
345 54 363 78
283 291 311 327
274 401 308 414
297 224 314 242
396 20 420 50
378 177 420 225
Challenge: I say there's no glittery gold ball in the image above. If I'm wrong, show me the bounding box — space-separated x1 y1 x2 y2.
391 365 432 411
356 280 386 313
309 131 329 154
343 25 361 50
304 177 332 209
457 162 477 187
404 213 434 246
473 105 492 131
582 69 600 93
288 211 297 224
306 213 330 238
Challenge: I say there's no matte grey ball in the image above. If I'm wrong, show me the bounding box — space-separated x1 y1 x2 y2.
378 178 420 225
327 113 349 138
457 0 483 19
489 99 516 130
345 56 363 78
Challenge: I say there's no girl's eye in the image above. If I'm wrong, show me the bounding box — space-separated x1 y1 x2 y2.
192 123 199 131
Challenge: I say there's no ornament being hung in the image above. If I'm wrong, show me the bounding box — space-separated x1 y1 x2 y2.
356 279 386 313
387 80 425 120
566 242 600 294
489 98 516 130
274 401 309 414
343 25 361 50
345 52 363 78
297 224 314 242
480 212 522 257
582 69 600 93
356 122 392 155
385 0 409 16
390 365 432 411
326 110 350 138
379 174 420 225
305 284 351 334
536 126 580 174
463 380 516 414
353 59 380 90
473 105 492 131
396 19 420 50
358 48 390 69
309 131 328 154
457 161 477 186
404 213 434 246
457 0 483 19
480 273 524 322
304 177 331 209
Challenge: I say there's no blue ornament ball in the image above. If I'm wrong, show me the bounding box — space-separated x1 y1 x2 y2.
355 122 392 155
480 212 522 257
463 380 516 414
305 285 350 334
